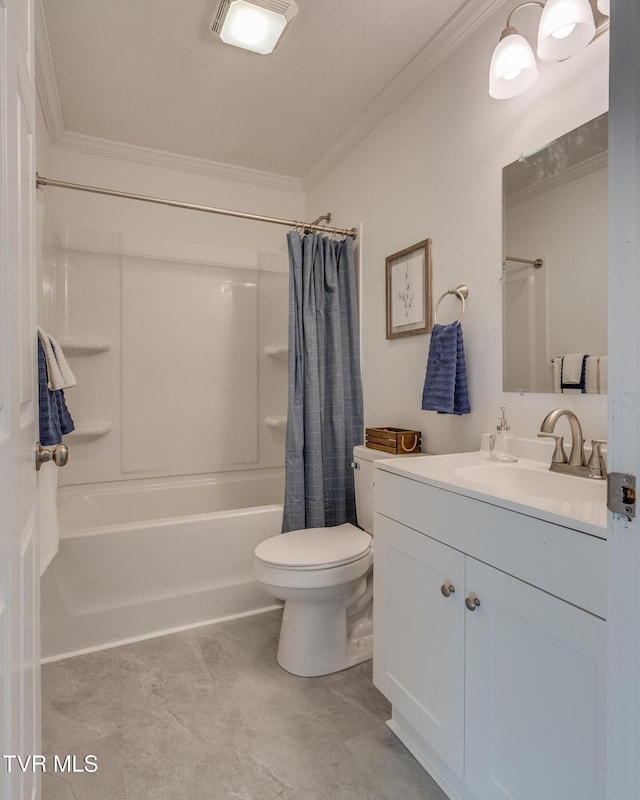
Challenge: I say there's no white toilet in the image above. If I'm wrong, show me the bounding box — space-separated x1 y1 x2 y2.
253 445 404 677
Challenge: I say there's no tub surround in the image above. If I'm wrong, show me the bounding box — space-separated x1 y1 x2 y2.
49 238 288 488
373 442 606 800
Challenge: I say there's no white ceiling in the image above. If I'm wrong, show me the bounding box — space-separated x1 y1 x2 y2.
39 0 502 181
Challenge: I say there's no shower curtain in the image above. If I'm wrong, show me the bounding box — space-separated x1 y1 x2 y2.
282 232 364 533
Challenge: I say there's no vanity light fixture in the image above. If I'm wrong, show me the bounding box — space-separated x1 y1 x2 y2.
210 0 298 55
489 0 609 99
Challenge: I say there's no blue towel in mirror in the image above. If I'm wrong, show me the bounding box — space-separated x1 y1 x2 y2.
421 322 471 415
38 338 75 446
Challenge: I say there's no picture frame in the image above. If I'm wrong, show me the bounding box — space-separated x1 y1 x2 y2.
385 238 433 339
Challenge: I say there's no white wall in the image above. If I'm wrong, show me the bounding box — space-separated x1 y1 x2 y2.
306 6 609 454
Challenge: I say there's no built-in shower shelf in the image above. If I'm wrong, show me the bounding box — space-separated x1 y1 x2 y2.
59 339 112 354
264 346 288 360
65 422 112 438
265 416 287 430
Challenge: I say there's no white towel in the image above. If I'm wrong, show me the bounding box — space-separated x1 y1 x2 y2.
561 353 587 384
37 328 59 389
585 356 600 394
37 328 76 391
553 358 562 393
38 461 59 575
599 356 608 394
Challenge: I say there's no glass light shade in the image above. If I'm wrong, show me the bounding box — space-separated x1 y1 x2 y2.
596 0 610 15
489 33 539 99
219 0 288 54
537 0 596 62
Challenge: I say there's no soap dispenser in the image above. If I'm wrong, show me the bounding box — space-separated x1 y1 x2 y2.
490 406 518 462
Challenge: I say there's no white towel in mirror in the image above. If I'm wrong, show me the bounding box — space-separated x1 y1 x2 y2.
585 357 600 394
553 358 562 393
561 353 587 384
598 356 608 394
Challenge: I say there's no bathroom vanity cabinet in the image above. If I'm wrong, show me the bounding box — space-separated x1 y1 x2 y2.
373 466 606 800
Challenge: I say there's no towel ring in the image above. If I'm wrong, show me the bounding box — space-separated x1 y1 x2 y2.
434 285 469 325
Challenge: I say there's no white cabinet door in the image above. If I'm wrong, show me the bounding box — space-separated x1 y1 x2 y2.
373 514 465 776
464 558 606 800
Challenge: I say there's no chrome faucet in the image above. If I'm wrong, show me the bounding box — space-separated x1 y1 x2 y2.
538 408 607 480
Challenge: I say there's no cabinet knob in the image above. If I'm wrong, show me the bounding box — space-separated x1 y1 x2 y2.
440 582 456 598
465 593 481 611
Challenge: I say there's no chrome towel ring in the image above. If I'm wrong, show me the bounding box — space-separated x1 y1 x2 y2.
433 285 469 325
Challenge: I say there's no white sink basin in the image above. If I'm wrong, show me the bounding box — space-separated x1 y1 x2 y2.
453 463 607 504
375 444 608 536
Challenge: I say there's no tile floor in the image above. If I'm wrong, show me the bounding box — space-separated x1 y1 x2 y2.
41 609 448 800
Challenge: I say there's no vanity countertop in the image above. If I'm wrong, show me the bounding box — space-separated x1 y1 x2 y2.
375 447 607 539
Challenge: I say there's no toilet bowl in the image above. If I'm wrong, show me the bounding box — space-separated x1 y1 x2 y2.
253 445 410 678
254 524 373 677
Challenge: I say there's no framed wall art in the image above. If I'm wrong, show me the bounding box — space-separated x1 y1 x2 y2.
385 238 432 339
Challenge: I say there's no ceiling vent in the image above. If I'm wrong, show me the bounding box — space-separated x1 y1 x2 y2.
210 0 299 55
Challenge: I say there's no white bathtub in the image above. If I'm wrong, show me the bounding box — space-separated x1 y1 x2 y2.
40 469 284 661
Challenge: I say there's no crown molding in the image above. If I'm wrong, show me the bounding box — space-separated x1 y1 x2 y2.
302 0 505 189
34 0 66 144
49 131 305 193
505 150 608 208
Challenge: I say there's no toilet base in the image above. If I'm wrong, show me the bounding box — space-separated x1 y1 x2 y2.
276 598 373 677
254 552 375 678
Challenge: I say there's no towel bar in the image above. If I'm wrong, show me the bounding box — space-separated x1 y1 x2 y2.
434 285 468 324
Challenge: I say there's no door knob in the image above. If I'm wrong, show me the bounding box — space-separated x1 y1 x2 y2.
35 442 69 471
465 593 481 611
440 581 456 598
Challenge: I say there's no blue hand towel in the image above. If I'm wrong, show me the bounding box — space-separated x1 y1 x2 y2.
38 338 75 446
421 322 471 415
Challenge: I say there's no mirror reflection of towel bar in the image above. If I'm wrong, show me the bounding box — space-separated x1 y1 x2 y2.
503 256 544 268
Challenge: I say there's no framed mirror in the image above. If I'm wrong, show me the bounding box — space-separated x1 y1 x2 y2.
502 112 608 394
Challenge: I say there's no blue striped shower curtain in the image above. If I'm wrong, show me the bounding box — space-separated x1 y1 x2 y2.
281 232 364 533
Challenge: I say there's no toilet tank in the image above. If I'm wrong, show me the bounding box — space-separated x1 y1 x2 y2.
352 444 416 534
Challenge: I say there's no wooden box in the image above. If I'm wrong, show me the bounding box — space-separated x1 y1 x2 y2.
365 427 422 455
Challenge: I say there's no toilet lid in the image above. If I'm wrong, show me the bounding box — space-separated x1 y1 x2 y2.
255 524 372 570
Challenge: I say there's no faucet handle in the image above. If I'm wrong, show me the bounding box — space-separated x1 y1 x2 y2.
537 432 568 463
588 439 607 472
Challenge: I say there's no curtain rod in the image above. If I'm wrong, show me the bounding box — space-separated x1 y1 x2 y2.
35 174 358 239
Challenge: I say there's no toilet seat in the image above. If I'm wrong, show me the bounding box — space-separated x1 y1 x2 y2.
255 523 371 570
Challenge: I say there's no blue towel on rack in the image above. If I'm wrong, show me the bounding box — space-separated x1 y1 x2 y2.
421 322 471 415
38 338 75 446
